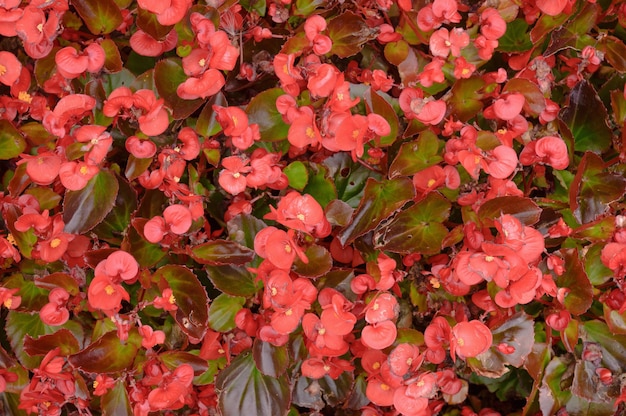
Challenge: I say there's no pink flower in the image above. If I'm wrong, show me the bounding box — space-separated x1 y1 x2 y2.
0 51 21 86
429 27 469 58
218 156 250 195
450 320 492 360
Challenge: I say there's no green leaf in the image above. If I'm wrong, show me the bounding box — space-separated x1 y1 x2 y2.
24 329 80 356
569 152 626 224
292 244 332 278
209 293 245 332
72 0 123 35
540 356 574 415
338 177 415 246
155 265 209 341
559 81 612 153
196 93 228 137
100 38 123 73
478 196 542 226
303 164 337 209
363 88 400 147
571 217 615 241
92 175 137 245
63 170 119 234
24 187 61 211
159 351 209 374
136 6 173 40
189 240 255 265
583 320 626 373
328 12 376 58
227 214 267 249
545 3 599 55
246 88 290 142
253 339 289 377
284 161 308 191
126 223 166 268
388 130 442 178
294 0 325 16
555 249 593 315
503 78 546 117
101 382 133 416
3 205 37 258
0 120 26 160
68 330 141 373
324 152 379 208
467 312 535 378
448 77 486 122
375 193 450 255
155 58 204 120
497 19 533 52
599 35 626 73
205 264 260 297
216 353 290 416
584 243 613 286
3 273 48 311
239 0 266 16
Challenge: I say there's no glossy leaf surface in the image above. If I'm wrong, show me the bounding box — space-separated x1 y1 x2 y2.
63 170 119 234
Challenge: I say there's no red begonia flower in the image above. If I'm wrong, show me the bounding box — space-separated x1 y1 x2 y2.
153 288 178 311
153 0 191 26
40 301 69 326
366 377 396 406
304 15 326 41
270 303 305 334
0 51 21 86
450 320 492 360
58 161 98 191
126 136 157 159
95 250 139 282
537 0 568 16
139 325 166 349
601 242 626 276
534 135 569 170
130 29 178 57
485 145 518 179
177 127 200 160
546 310 571 331
133 89 170 136
0 288 20 310
307 63 338 97
213 105 248 137
93 374 116 396
19 151 62 185
265 191 329 237
148 364 194 411
480 8 506 40
144 216 167 243
87 274 129 313
389 343 422 377
406 373 437 399
219 156 250 195
365 292 399 324
492 93 525 121
0 3 23 37
393 385 430 416
182 49 210 76
43 94 96 137
312 34 332 55
207 31 239 71
177 68 225 100
55 43 105 79
429 27 469 58
361 320 397 350
163 204 192 235
320 293 356 336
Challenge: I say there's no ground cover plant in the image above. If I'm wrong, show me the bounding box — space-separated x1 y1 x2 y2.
2 0 626 414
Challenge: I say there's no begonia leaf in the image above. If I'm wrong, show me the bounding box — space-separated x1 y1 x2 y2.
6 311 82 369
293 244 332 278
72 0 123 35
555 249 593 316
246 88 289 142
304 164 337 209
546 3 598 55
294 0 325 16
478 196 542 226
338 177 415 246
604 305 626 335
318 372 354 407
497 19 533 52
559 80 612 154
209 293 245 332
101 382 133 416
124 155 152 181
503 78 546 117
3 273 48 311
3 205 36 259
584 243 613 286
293 376 324 410
20 122 55 146
63 169 119 234
92 175 137 245
126 223 166 268
569 152 626 224
374 193 450 255
253 339 289 377
610 89 626 124
324 152 380 209
136 6 174 40
539 356 574 415
100 38 123 73
216 352 290 416
325 200 354 227
388 130 442 178
281 31 310 55
24 330 80 356
448 77 485 122
284 161 308 190
565 395 616 416
227 214 267 249
571 216 615 241
583 320 626 373
24 187 61 211
467 312 534 378
155 58 204 120
33 272 80 296
328 12 375 58
239 0 266 16
196 92 228 137
530 13 569 43
68 330 141 373
159 351 209 374
190 240 255 265
0 120 26 160
384 40 410 66
363 88 400 147
599 35 626 73
155 265 210 341
205 264 260 296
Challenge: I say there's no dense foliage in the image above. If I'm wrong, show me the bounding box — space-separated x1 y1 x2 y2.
2 0 626 414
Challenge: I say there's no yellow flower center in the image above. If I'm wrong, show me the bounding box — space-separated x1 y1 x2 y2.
427 179 436 187
169 294 176 304
6 234 16 245
381 383 389 391
372 362 380 370
93 381 99 388
297 213 305 221
285 308 293 316
37 23 44 32
104 285 115 295
305 127 315 138
199 58 206 67
337 92 344 101
79 165 88 175
457 337 464 346
0 64 6 76
3 298 12 308
18 91 32 103
318 328 326 335
50 238 61 248
284 244 292 253
485 255 494 262
232 172 240 178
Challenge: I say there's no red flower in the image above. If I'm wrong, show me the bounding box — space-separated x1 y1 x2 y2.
450 320 492 360
18 151 62 185
219 156 250 195
365 292 399 324
492 93 525 121
213 105 249 137
87 274 129 314
264 191 330 237
148 364 194 411
429 27 469 58
480 8 506 40
58 161 98 191
393 385 430 416
389 343 422 377
139 325 166 349
177 69 225 100
126 136 157 159
361 320 397 350
366 376 396 406
0 51 21 86
40 288 70 326
55 43 105 79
